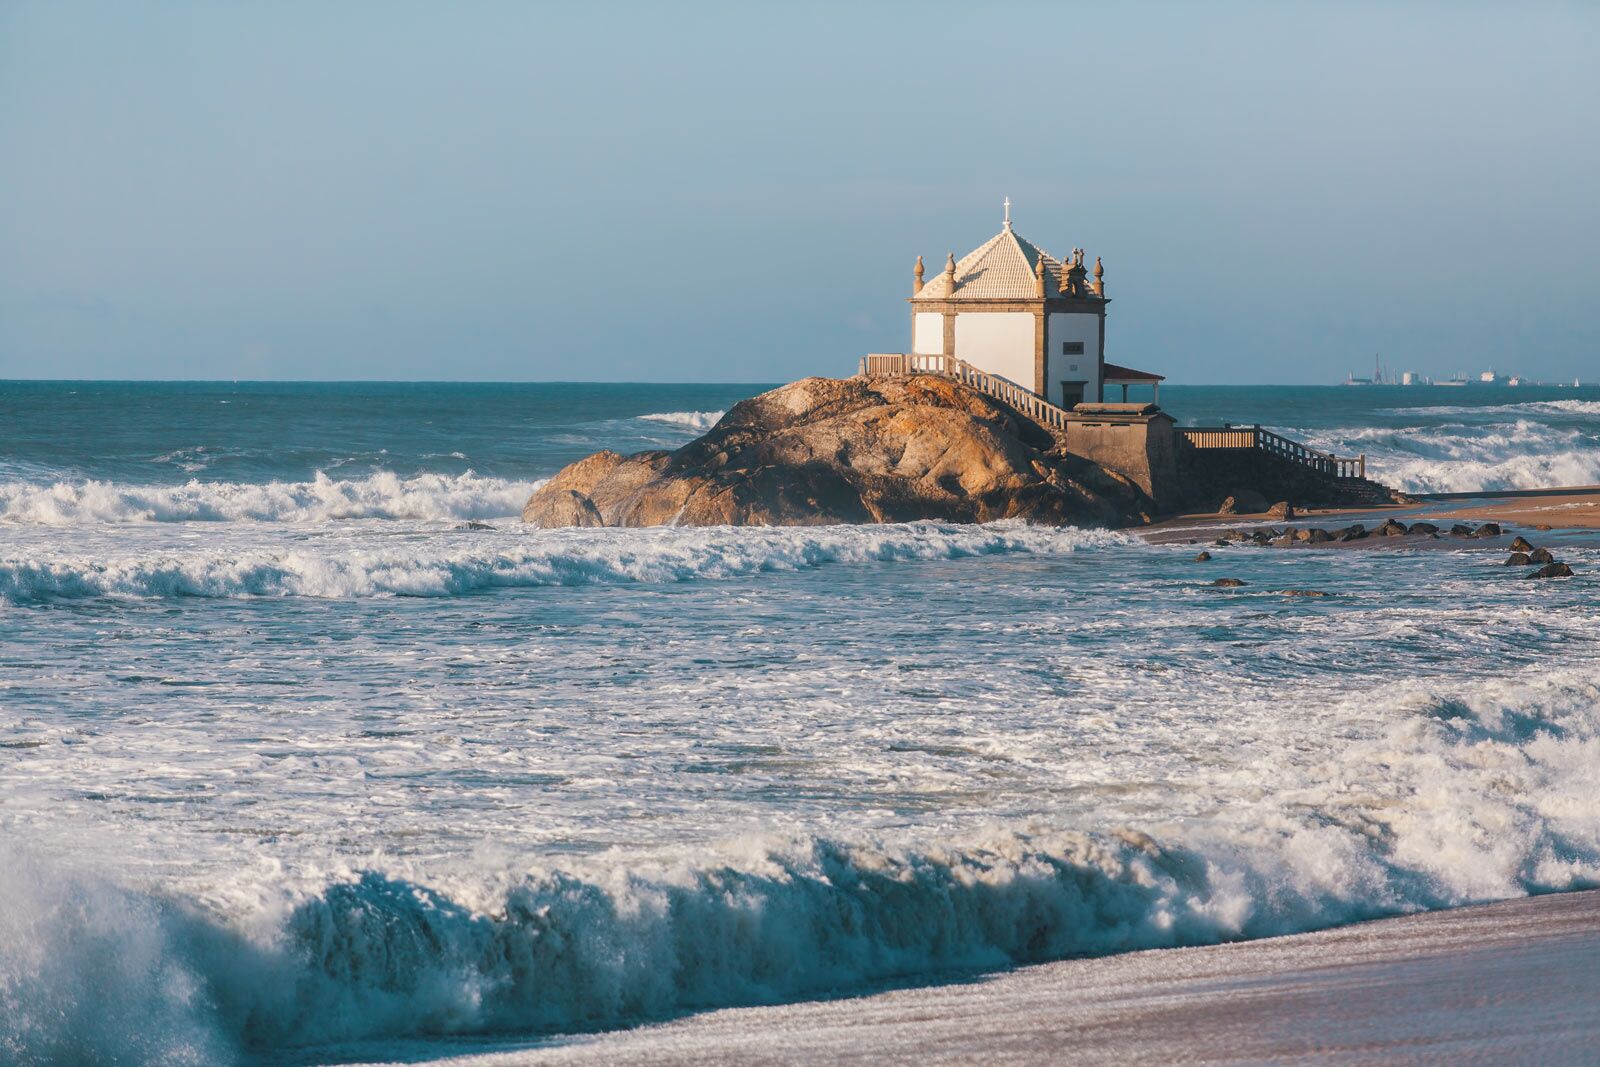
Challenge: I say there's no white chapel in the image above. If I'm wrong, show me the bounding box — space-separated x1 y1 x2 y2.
900 202 1162 407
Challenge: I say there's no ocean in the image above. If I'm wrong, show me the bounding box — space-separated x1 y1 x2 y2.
3 380 1600 1064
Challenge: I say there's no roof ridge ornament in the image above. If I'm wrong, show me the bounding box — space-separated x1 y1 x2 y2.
1002 196 1012 230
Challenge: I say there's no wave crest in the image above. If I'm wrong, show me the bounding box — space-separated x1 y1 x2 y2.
4 669 1599 1060
0 472 538 526
0 522 1126 602
637 410 724 432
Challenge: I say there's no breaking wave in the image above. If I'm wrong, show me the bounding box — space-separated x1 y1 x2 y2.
1295 418 1600 493
0 522 1126 602
1383 399 1600 418
0 472 537 526
637 410 724 432
5 669 1599 1063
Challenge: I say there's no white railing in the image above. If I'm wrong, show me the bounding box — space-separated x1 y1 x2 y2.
859 353 1073 432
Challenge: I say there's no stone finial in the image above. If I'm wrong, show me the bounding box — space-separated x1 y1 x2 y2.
913 254 925 295
1034 255 1046 298
1093 255 1105 297
944 252 957 290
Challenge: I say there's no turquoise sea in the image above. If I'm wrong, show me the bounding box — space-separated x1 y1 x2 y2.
3 380 1600 1063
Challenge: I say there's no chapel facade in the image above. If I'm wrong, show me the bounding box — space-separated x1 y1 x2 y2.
906 203 1160 406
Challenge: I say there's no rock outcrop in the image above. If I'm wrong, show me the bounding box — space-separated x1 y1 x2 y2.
523 375 1152 529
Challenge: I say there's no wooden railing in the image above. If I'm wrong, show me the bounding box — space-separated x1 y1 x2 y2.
1181 424 1367 480
859 352 1073 431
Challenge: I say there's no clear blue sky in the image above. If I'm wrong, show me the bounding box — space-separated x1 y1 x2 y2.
2 2 1596 383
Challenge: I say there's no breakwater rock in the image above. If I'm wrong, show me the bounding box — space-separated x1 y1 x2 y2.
523 375 1151 528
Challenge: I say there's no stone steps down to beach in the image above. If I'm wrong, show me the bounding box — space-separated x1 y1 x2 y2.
524 375 1399 529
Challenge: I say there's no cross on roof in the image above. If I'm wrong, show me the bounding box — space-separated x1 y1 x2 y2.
1003 197 1011 228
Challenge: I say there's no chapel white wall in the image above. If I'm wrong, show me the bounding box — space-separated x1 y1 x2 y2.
1046 312 1102 403
953 312 1035 388
912 312 945 355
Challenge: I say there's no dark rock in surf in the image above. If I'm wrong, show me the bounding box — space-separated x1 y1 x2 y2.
1212 577 1247 587
1506 552 1531 566
1526 562 1574 579
1194 551 1213 562
1510 536 1534 553
1217 490 1268 515
1529 547 1555 565
1473 523 1503 538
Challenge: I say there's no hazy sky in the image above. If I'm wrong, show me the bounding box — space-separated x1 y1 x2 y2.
2 2 1596 383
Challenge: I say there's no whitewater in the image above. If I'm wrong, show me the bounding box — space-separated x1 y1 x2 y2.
3 380 1600 1064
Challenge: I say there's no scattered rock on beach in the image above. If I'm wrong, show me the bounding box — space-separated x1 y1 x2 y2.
1529 547 1555 565
1214 538 1231 547
1473 523 1503 538
1450 524 1475 537
1194 551 1212 562
1510 536 1535 553
1526 562 1574 579
1337 524 1368 541
1506 552 1532 566
1536 523 1554 531
1212 578 1247 587
1305 528 1334 543
1410 521 1439 535
1276 589 1328 597
1266 501 1294 520
1377 519 1408 537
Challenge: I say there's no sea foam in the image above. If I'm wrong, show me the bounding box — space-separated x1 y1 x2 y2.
637 409 725 432
0 521 1127 602
0 471 537 526
4 667 1598 1062
1297 418 1600 493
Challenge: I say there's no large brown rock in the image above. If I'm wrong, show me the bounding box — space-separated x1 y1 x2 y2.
522 375 1151 528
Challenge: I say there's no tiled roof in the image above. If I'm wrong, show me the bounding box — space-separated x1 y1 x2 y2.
914 225 1073 300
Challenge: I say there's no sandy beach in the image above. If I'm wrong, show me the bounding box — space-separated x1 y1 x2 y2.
372 890 1600 1066
1147 485 1600 542
1419 486 1600 529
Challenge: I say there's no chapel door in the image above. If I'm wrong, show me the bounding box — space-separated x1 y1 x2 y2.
1060 381 1085 409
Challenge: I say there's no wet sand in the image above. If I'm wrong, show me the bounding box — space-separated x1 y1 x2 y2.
1144 485 1600 543
1423 486 1600 529
370 890 1600 1066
